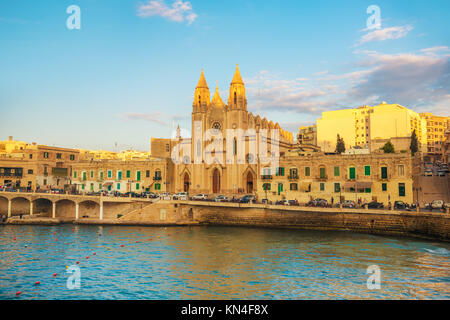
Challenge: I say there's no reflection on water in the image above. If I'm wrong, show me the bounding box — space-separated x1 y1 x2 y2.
0 225 449 299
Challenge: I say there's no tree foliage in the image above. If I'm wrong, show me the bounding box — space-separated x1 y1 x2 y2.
335 134 346 154
381 141 395 153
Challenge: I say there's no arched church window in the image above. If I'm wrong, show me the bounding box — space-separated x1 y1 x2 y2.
234 92 237 105
233 138 237 155
198 95 201 105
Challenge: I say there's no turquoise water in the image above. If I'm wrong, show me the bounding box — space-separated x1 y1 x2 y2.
0 225 449 300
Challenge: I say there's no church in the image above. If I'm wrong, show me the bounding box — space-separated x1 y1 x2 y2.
151 65 295 195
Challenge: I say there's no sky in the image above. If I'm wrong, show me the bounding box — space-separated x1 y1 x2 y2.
0 0 449 151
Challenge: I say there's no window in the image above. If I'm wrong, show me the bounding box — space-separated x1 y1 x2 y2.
233 138 237 155
365 188 371 193
334 183 340 193
263 183 271 191
43 152 49 159
70 155 75 161
382 183 387 191
381 167 388 179
90 171 94 178
349 167 356 180
137 171 141 181
28 169 33 174
146 170 150 178
289 168 298 178
276 167 285 176
278 183 283 193
364 165 371 176
126 170 131 178
155 183 161 190
166 144 170 152
74 171 77 178
29 154 33 159
81 183 84 190
99 171 104 180
334 166 340 177
56 153 62 159
234 91 237 104
398 165 405 176
320 183 325 191
319 167 326 179
290 183 298 191
117 183 121 190
305 167 310 177
99 183 102 190
118 171 122 180
90 183 94 191
136 183 140 190
398 183 405 197
108 170 112 178
82 171 86 181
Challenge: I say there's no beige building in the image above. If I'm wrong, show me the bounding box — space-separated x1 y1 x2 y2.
152 66 296 195
316 103 427 154
420 112 450 162
0 136 80 190
71 158 173 193
256 151 419 205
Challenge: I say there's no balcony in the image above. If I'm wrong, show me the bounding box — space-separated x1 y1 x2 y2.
153 176 162 181
345 174 358 181
315 175 328 181
288 174 298 180
261 175 272 180
376 173 391 181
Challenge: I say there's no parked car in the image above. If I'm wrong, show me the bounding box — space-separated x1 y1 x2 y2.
341 200 356 208
142 191 157 198
173 192 188 200
159 192 172 200
436 170 446 176
214 195 230 202
368 201 384 209
191 193 208 201
239 194 256 203
276 200 290 206
288 200 299 206
424 169 433 176
426 200 444 209
394 201 407 210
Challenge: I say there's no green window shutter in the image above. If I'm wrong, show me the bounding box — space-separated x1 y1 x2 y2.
136 183 139 190
364 166 371 176
117 183 120 190
137 171 141 181
349 167 356 180
118 171 122 180
381 167 388 179
334 166 340 177
399 183 405 196
74 171 77 178
99 183 102 190
108 185 111 191
83 172 86 181
100 171 104 179
305 167 310 176
320 183 325 191
275 168 279 176
126 170 130 178
90 171 94 178
108 170 112 178
281 167 285 176
320 167 325 179
365 188 371 193
90 183 94 191
334 183 340 193
382 183 387 191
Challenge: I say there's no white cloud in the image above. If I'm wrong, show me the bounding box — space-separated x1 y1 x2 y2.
245 48 450 117
357 25 413 46
137 0 197 25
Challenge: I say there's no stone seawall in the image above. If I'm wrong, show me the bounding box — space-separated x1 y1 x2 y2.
183 202 450 242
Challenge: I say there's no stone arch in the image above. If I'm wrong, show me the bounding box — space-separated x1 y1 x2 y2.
183 172 190 193
78 200 100 219
243 168 255 194
33 198 53 217
9 197 30 217
55 199 76 219
0 195 8 215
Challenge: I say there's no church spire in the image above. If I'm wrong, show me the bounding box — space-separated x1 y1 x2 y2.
196 68 209 89
211 86 225 107
231 64 244 84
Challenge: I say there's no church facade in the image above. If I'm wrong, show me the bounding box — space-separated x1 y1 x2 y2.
151 65 295 195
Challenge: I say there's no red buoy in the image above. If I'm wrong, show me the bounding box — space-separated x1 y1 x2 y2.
53 273 57 277
120 245 124 247
55 238 57 241
53 232 56 235
35 281 40 285
72 228 74 232
136 241 139 243
93 252 96 255
86 256 89 259
13 237 16 241
76 261 79 264
16 291 21 296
